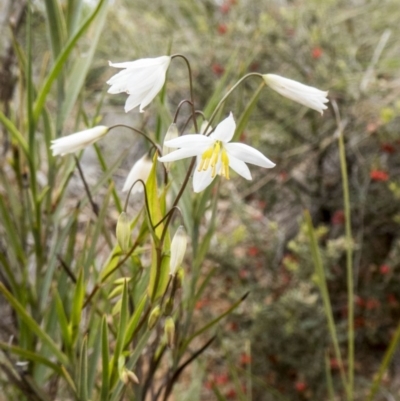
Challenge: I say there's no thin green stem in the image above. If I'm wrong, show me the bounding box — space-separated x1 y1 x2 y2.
304 211 349 397
205 72 263 133
333 100 354 401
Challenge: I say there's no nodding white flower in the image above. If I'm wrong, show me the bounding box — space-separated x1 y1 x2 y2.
107 56 171 113
122 154 153 193
169 226 187 276
50 126 109 156
158 113 275 193
263 74 329 114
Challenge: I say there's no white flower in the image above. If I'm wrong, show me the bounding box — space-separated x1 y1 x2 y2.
263 74 329 114
50 125 109 156
122 154 153 192
169 226 187 276
158 113 275 193
107 56 171 113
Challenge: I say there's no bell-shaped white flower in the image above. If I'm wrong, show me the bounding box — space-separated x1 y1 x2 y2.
158 113 275 193
169 226 187 276
107 56 171 113
122 154 153 193
263 74 329 114
50 125 109 156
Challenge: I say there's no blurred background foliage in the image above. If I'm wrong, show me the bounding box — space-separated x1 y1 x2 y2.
0 0 400 400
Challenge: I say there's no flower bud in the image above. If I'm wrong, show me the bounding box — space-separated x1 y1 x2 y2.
162 123 179 171
126 370 140 384
116 212 130 253
164 317 175 349
169 226 187 276
262 74 329 115
148 306 161 329
122 154 153 193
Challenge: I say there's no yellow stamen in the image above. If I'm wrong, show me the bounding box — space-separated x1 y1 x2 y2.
198 141 230 180
210 142 220 167
198 147 213 172
220 149 230 179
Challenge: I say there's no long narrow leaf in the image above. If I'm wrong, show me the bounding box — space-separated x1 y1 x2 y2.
0 283 68 365
33 0 106 125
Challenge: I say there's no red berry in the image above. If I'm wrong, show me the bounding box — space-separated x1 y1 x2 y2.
370 170 389 181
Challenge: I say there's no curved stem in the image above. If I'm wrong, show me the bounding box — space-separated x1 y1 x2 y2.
160 157 196 246
123 179 153 229
205 72 264 135
109 124 159 151
171 54 198 133
153 206 182 231
173 99 193 123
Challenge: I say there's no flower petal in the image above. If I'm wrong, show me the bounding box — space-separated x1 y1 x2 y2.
225 143 275 168
139 72 167 112
164 134 213 149
193 162 216 193
158 146 206 162
210 112 236 142
228 154 252 180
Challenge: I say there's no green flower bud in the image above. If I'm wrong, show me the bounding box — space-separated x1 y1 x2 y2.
164 316 175 349
148 306 161 330
116 212 130 253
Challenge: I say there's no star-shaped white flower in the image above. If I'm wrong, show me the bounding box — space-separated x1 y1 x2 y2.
263 74 329 114
107 56 171 113
158 113 275 193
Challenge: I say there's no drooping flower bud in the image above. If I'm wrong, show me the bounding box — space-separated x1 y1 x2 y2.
122 154 153 193
262 74 329 115
148 305 161 329
50 126 109 156
169 226 187 276
116 212 131 253
164 317 175 349
162 123 179 171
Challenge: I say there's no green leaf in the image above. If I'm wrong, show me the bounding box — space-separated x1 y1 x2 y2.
33 0 106 126
54 290 72 353
0 341 63 375
181 292 249 354
59 0 109 131
70 269 85 345
123 294 148 348
78 337 89 401
0 283 68 365
109 280 129 387
100 316 110 401
233 83 264 141
0 110 28 156
44 0 67 59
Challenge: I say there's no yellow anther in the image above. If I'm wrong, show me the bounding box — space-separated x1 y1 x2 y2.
198 147 213 172
221 149 230 179
210 142 221 167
